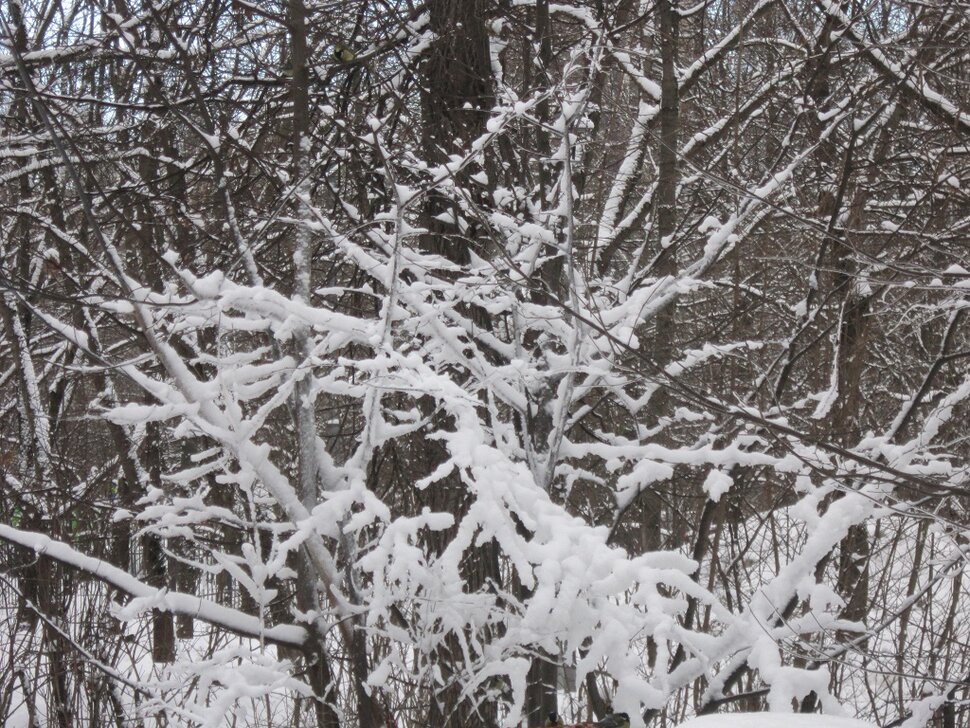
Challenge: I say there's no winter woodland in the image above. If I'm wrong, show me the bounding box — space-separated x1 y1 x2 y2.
1 0 970 726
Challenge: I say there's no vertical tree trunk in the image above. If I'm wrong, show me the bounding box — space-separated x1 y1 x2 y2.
638 0 679 557
417 3 505 726
799 19 871 711
144 421 176 663
288 4 383 727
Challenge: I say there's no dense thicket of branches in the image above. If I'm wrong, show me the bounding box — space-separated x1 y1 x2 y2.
2 0 970 726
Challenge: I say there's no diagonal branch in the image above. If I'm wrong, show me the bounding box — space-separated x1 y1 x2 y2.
0 524 308 649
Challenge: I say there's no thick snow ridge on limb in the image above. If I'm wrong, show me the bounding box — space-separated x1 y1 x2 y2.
0 524 308 648
817 0 970 136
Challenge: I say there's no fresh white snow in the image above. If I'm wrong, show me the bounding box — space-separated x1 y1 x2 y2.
679 714 875 728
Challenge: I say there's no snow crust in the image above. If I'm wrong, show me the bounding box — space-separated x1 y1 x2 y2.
678 714 875 728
